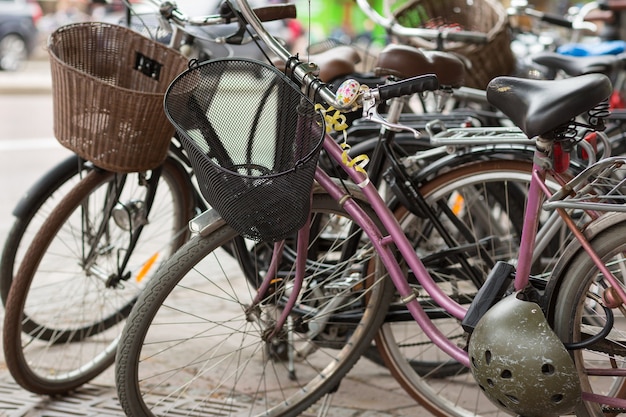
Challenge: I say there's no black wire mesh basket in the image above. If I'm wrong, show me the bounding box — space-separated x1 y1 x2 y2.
164 58 325 242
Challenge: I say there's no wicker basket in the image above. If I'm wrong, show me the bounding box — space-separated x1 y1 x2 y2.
165 59 325 242
393 0 515 89
48 22 189 173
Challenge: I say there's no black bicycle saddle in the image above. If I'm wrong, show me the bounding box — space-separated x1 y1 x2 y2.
531 51 620 77
486 74 612 139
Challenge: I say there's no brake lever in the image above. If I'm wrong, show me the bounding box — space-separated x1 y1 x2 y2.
221 0 251 44
361 90 420 138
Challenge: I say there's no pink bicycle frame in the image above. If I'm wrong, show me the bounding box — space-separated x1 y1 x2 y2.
269 130 626 410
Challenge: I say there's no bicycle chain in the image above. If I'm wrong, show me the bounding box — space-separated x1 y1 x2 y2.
603 407 626 413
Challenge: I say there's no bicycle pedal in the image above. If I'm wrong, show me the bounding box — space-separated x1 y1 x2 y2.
461 261 515 334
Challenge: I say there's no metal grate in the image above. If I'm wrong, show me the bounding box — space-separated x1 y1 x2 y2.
0 376 250 416
0 377 123 417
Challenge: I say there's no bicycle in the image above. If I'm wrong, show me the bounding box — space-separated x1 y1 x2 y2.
112 1 626 416
284 9 626 413
1 0 526 397
0 0 596 408
274 3 613 410
0 3 303 395
2 0 502 319
1 0 587 405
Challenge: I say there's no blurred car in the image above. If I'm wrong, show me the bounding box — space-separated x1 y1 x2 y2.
0 0 42 70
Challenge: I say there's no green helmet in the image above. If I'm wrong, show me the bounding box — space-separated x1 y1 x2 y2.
468 292 581 417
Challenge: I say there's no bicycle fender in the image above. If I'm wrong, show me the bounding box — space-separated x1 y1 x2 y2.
543 211 626 314
414 144 536 183
12 154 84 219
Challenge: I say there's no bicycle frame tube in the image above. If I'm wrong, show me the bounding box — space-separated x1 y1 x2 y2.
528 138 626 303
317 134 469 365
536 170 626 305
314 131 626 370
514 159 546 290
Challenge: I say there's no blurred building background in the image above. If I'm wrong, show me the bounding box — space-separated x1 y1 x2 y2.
4 0 604 70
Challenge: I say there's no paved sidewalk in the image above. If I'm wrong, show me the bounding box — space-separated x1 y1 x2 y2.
0 298 426 416
0 363 426 417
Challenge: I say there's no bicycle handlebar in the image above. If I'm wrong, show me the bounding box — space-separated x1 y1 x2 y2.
140 0 440 114
599 0 626 11
243 4 296 22
377 74 439 101
141 0 295 28
520 7 574 28
188 3 296 26
508 1 598 34
235 0 441 111
390 24 489 44
354 0 488 44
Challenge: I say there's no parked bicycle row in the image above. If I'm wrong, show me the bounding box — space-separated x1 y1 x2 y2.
3 1 626 417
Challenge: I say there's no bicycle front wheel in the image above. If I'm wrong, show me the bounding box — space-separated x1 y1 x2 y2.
2 159 194 394
115 188 393 417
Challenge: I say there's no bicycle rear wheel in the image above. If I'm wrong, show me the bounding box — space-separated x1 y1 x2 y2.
2 159 194 394
0 154 89 304
375 159 564 417
115 187 393 417
549 214 626 417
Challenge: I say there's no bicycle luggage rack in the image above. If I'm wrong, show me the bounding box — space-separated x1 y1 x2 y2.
427 123 531 147
428 122 626 213
545 156 626 212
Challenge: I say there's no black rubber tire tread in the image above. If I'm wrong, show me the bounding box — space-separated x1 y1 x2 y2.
3 169 115 394
0 155 87 304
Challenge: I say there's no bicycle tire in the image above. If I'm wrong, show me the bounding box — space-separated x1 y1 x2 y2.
2 159 195 394
0 154 89 304
375 159 562 417
549 214 626 417
115 186 394 417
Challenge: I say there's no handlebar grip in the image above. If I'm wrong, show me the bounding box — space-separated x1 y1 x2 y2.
253 4 297 21
539 12 574 28
377 74 439 101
